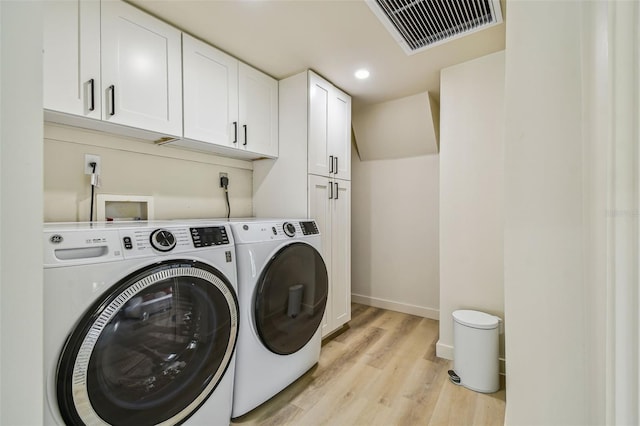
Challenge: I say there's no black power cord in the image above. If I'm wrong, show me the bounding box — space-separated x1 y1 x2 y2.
220 175 230 219
89 162 97 222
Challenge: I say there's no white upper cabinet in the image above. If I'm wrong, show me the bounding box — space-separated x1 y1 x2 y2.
101 0 182 137
182 34 239 148
308 72 352 180
43 0 101 119
182 38 278 158
43 0 276 159
238 63 279 158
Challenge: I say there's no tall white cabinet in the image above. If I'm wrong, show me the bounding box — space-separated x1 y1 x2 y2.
253 70 352 337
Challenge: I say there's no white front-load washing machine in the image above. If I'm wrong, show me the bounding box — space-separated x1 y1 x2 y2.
228 219 328 418
43 221 239 426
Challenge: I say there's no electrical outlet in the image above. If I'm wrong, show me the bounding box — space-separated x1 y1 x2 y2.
219 172 228 188
84 154 101 175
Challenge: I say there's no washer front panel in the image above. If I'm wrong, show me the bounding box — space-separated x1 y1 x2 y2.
56 260 239 426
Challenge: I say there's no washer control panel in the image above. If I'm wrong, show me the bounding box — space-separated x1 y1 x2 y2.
43 222 234 266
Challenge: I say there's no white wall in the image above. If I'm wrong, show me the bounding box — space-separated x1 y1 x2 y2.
352 91 439 160
503 1 599 424
351 146 439 318
0 1 44 423
437 51 505 361
44 124 254 221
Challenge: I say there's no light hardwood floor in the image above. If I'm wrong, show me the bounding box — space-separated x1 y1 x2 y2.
231 304 506 426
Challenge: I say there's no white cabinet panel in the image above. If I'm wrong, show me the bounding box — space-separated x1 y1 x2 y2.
308 73 331 176
43 0 101 119
238 63 278 157
309 175 332 336
330 180 351 328
331 90 352 180
101 0 182 136
183 34 239 148
309 175 351 337
308 71 352 179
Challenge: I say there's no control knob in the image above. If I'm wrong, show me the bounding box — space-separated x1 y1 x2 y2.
150 229 176 252
283 222 296 237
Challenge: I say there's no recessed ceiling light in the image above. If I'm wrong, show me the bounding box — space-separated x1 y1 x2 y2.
355 69 370 79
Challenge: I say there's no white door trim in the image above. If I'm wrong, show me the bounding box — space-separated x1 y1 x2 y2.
606 1 639 423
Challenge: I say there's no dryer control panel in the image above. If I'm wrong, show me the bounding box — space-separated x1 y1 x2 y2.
230 220 320 244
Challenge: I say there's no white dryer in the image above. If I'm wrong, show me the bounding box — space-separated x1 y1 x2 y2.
229 219 328 418
43 221 239 426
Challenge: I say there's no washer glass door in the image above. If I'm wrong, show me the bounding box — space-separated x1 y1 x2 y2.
255 242 328 355
56 260 238 426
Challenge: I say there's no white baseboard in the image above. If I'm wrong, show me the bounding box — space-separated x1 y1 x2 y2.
351 293 439 320
436 340 454 360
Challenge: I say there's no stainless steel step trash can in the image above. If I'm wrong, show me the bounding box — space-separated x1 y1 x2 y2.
452 309 500 393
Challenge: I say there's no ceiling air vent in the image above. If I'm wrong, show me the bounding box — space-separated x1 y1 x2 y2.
366 0 503 55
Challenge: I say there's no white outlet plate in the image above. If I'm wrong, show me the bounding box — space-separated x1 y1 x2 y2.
84 154 101 175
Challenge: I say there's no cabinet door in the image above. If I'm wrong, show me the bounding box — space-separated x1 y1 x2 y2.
182 34 239 147
331 179 351 330
238 63 278 157
43 0 101 119
330 89 352 180
308 72 331 177
101 0 182 137
308 175 333 337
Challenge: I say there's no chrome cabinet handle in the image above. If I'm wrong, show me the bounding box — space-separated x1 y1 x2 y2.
329 181 333 199
335 182 339 199
334 156 338 174
233 122 238 144
329 155 334 174
243 124 248 146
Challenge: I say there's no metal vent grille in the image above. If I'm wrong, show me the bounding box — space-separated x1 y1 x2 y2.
367 0 503 55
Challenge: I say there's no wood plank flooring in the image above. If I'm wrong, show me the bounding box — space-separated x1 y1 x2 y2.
231 304 506 426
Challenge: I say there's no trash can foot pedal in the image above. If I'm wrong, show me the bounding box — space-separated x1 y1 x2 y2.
448 370 461 385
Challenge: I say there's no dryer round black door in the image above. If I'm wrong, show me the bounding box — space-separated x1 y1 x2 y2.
255 242 328 355
56 260 239 426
